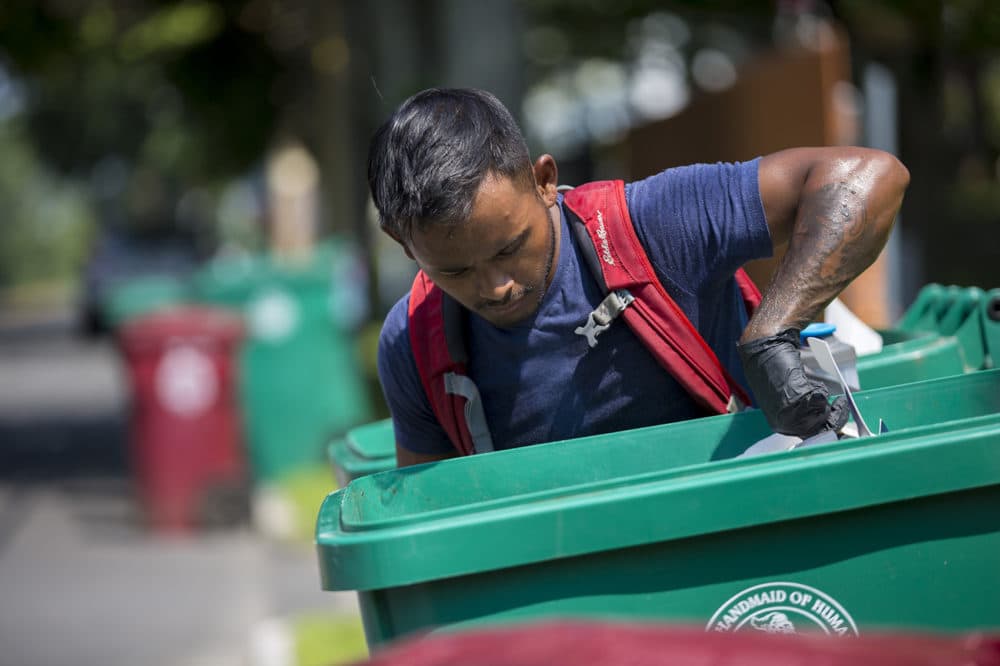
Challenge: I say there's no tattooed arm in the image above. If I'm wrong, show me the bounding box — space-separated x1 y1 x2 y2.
737 147 909 437
742 147 910 343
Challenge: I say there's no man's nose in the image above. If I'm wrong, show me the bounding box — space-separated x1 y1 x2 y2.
476 266 514 302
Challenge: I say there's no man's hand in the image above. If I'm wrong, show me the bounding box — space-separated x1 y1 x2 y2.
738 328 849 437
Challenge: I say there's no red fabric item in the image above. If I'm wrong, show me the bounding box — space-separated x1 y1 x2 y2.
563 181 755 414
356 621 1000 666
408 271 475 456
736 269 763 313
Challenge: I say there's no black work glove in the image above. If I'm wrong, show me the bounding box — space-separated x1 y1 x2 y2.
738 328 850 438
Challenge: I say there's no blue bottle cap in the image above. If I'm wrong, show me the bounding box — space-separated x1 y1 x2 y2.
800 322 837 344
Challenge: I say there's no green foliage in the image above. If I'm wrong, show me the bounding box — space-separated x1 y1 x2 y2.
980 59 1000 147
0 121 94 289
837 0 1000 54
275 463 339 544
293 612 368 666
0 1 281 182
119 1 225 61
520 0 773 65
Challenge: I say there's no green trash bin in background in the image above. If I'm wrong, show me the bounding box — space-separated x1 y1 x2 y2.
103 274 191 331
856 328 966 387
981 288 1000 367
193 241 373 483
856 285 998 387
895 283 985 335
317 369 1000 648
328 418 396 486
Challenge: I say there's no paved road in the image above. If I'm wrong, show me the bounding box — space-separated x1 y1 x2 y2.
0 305 358 666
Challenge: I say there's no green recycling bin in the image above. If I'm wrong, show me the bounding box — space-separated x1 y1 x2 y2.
103 274 190 330
856 328 966 388
982 288 1000 365
897 283 956 332
193 242 373 482
857 285 999 387
317 369 1000 648
328 419 396 486
896 283 983 335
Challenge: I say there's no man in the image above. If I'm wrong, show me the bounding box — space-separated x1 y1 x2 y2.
369 88 909 467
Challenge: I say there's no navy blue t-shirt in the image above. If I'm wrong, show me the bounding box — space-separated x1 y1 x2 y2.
377 159 772 454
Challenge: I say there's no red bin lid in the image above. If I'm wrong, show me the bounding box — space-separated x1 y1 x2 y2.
119 305 244 352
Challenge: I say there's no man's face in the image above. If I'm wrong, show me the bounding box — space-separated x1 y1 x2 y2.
407 172 559 328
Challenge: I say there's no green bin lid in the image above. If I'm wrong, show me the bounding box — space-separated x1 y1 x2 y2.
317 370 1000 592
328 424 397 485
103 274 190 328
345 419 396 460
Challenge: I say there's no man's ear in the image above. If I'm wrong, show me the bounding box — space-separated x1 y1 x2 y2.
532 154 559 207
384 228 415 260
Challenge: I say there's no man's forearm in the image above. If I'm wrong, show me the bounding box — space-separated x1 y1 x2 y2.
742 154 908 342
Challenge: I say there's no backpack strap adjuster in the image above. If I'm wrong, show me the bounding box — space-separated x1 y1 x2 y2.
575 288 636 348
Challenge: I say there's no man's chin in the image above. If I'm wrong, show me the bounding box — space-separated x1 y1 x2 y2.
478 297 537 328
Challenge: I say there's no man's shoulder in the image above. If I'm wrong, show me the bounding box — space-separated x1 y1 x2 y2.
622 159 763 233
380 273 450 345
379 281 475 366
624 158 761 192
379 291 412 351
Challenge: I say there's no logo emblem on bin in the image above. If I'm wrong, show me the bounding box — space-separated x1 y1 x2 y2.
707 582 859 636
250 289 298 342
155 345 218 418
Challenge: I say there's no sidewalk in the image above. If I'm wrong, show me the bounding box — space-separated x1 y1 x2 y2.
0 479 359 666
0 304 362 666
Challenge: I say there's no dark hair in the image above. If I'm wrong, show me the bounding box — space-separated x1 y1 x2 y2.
367 88 533 242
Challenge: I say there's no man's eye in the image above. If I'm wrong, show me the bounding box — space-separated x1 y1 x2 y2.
498 239 524 257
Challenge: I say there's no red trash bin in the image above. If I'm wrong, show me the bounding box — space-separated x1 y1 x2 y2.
358 621 1000 666
119 306 247 533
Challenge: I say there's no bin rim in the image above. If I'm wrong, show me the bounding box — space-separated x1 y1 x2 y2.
328 371 1000 534
317 409 1000 591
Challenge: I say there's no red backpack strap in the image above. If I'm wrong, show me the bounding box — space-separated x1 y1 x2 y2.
736 268 762 314
562 180 753 414
407 271 494 456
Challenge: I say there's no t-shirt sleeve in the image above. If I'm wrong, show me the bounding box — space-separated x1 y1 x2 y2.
625 158 772 295
376 295 455 455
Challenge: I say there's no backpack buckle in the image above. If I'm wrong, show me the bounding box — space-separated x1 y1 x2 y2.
575 289 635 348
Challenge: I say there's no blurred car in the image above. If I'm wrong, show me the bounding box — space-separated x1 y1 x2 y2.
78 228 202 337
